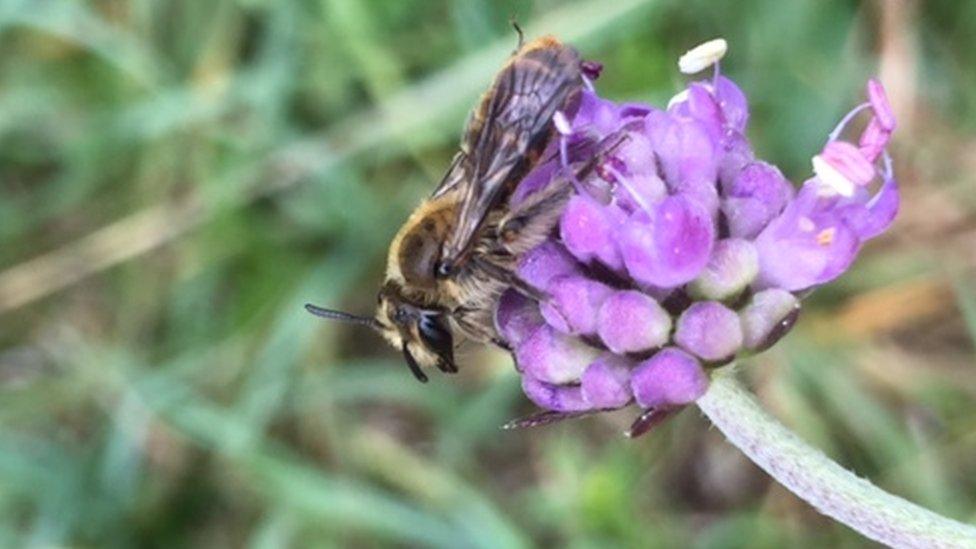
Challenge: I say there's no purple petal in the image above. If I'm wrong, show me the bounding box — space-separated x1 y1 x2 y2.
619 102 654 119
631 348 709 408
620 194 715 288
754 182 861 291
517 240 581 292
715 76 749 133
674 301 743 361
560 194 625 270
539 275 613 336
717 131 755 188
596 290 671 354
841 176 899 240
739 289 800 351
721 161 794 239
521 376 590 412
646 112 718 190
671 83 723 143
494 289 544 347
688 238 759 301
572 89 621 136
614 132 657 177
515 325 601 384
580 354 634 409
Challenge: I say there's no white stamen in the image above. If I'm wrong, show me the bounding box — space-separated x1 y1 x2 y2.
553 111 572 135
667 89 690 110
581 74 596 92
678 38 728 75
606 165 652 213
812 155 855 197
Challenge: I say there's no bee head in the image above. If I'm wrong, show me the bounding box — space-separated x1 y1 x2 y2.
304 290 456 383
374 288 457 382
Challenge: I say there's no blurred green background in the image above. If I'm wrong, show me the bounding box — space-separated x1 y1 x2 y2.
1 0 974 547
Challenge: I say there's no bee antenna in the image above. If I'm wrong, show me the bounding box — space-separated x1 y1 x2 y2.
509 17 524 50
304 303 381 330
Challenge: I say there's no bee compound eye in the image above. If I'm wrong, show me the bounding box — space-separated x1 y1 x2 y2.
418 314 455 370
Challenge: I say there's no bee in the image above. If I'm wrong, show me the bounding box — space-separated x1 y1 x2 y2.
306 35 583 382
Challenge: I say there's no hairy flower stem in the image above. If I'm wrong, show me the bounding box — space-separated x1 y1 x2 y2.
696 368 976 548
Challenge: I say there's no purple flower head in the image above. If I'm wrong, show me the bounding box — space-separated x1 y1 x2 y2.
493 41 899 435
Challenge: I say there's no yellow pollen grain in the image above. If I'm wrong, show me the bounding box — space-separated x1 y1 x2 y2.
816 227 836 246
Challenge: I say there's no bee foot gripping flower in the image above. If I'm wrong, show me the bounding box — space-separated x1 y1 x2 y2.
495 39 898 435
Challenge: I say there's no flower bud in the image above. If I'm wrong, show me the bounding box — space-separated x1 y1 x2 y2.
721 161 793 239
515 325 601 384
540 275 613 336
560 194 625 270
494 289 544 347
581 354 634 409
596 290 671 354
739 288 800 351
517 240 580 292
674 301 743 361
521 376 589 412
688 238 759 301
631 348 708 408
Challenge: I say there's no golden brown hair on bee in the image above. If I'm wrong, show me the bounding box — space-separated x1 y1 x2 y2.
307 34 583 382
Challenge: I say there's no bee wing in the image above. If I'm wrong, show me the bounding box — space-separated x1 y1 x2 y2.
440 39 582 270
430 152 466 199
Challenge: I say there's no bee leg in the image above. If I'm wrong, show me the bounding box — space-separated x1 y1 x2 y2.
436 358 458 374
491 337 512 351
497 184 571 257
501 408 612 430
401 344 429 383
625 407 678 438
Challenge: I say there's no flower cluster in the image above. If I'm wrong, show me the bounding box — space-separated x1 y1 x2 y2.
495 40 899 435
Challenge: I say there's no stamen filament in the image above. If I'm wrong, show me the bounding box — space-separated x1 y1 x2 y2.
605 165 652 213
828 102 871 143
